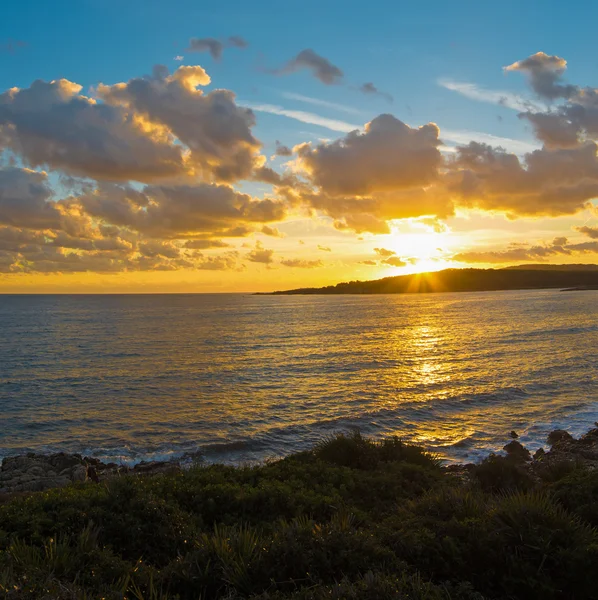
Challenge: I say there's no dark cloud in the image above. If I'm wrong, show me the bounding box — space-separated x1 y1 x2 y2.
272 49 343 85
274 141 293 157
576 225 598 239
505 52 577 100
186 36 248 61
227 36 248 49
317 245 331 252
0 39 27 55
358 82 393 103
0 168 61 229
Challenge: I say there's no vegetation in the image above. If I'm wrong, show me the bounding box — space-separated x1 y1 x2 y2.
268 266 598 295
1 432 597 599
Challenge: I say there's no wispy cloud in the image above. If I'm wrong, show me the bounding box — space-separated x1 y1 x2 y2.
242 102 360 132
441 128 539 155
280 92 362 115
438 79 542 112
244 100 537 155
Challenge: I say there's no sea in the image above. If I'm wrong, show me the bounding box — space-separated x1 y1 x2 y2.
1 290 597 465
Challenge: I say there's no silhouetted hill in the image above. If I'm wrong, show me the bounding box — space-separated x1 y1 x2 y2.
269 267 598 294
504 263 598 271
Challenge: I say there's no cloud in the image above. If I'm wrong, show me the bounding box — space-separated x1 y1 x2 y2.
182 239 230 249
246 240 274 264
295 114 441 196
261 225 285 237
452 235 598 264
447 141 598 217
359 259 377 265
440 128 539 156
281 92 361 115
382 256 406 267
227 36 248 48
174 55 184 61
274 141 293 157
98 65 262 183
358 82 393 103
243 102 359 133
505 52 577 100
374 247 396 258
186 36 248 61
576 225 598 239
245 99 535 155
280 258 323 268
518 89 598 150
271 49 344 85
272 114 454 234
195 253 240 270
0 78 188 182
438 79 540 112
317 244 331 252
0 168 62 229
77 181 286 238
0 39 27 55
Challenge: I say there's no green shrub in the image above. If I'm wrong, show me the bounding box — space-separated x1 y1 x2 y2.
472 454 534 493
0 433 597 599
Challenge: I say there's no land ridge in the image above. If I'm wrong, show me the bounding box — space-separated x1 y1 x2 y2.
267 265 598 295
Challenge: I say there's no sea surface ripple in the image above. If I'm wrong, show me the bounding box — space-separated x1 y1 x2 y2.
1 290 597 464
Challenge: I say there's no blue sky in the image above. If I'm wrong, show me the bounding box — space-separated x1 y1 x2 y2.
3 0 594 153
1 0 598 292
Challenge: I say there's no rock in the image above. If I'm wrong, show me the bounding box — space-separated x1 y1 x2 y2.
71 465 88 483
0 451 182 495
87 465 100 483
503 440 532 462
547 430 573 446
533 447 546 460
509 430 519 439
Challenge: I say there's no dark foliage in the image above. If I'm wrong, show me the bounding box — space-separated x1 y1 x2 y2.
1 432 597 599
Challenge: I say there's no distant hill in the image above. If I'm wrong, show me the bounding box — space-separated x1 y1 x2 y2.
268 267 598 295
504 264 598 271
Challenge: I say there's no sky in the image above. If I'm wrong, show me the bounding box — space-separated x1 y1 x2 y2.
1 0 598 292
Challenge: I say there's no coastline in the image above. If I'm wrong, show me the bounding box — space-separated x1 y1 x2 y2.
0 428 598 600
3 423 598 496
2 426 598 598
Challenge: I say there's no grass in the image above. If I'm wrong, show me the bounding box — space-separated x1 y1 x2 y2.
0 431 596 599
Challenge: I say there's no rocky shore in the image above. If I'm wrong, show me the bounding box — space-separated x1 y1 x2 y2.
2 425 598 496
0 452 182 495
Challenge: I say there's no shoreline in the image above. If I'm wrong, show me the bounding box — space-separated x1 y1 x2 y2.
3 422 598 496
2 425 598 598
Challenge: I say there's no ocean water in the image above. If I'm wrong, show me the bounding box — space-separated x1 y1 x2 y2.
0 290 597 465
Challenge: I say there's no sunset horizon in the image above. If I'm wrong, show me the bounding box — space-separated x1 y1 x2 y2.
2 1 598 293
2 4 598 598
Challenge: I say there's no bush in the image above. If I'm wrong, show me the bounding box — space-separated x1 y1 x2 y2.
472 454 534 493
0 433 597 599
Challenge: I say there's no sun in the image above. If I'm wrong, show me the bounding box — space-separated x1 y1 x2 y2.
387 232 446 262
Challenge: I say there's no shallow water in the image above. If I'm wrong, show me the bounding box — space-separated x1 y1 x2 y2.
1 290 597 464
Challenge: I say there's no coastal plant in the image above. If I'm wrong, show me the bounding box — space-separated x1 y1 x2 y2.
471 453 534 492
0 433 598 598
